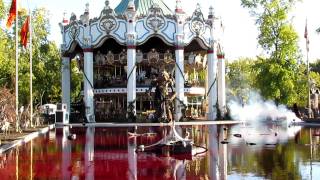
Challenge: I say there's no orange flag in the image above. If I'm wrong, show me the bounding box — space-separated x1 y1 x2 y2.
20 16 29 48
6 0 17 29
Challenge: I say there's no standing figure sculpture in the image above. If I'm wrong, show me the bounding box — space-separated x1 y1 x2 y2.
148 70 176 123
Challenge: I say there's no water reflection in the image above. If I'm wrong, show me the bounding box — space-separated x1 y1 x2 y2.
208 125 228 180
85 127 95 180
4 125 320 179
62 127 71 179
127 129 137 180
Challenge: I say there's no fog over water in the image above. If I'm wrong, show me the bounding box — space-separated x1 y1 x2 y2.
228 92 301 124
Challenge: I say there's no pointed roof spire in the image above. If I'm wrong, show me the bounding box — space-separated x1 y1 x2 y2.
127 0 135 11
62 11 69 24
175 0 184 14
85 3 89 14
115 0 173 15
208 6 214 19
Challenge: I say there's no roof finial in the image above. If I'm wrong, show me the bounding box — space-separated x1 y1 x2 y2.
62 11 69 24
85 3 89 13
196 3 201 11
175 0 183 13
105 0 109 7
127 0 136 11
176 0 183 13
208 6 214 19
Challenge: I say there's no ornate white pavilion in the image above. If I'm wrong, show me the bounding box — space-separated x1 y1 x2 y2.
59 0 226 123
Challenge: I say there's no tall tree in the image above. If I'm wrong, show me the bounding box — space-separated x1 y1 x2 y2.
0 0 4 19
227 58 257 104
241 0 305 105
0 7 62 106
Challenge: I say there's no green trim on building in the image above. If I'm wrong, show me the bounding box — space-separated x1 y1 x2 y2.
115 0 173 15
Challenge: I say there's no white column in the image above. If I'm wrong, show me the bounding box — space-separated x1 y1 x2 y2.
62 56 71 114
84 49 95 122
219 126 228 180
175 47 185 121
207 50 218 120
125 0 137 119
128 136 137 180
218 54 226 117
209 125 219 179
127 46 136 116
85 127 95 180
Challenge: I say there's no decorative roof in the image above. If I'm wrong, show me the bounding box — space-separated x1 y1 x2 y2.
115 0 173 16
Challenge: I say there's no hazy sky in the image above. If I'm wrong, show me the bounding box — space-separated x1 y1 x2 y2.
13 0 320 62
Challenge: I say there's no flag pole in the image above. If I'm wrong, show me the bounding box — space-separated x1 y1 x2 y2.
305 18 311 118
29 9 33 127
15 0 19 132
307 43 311 118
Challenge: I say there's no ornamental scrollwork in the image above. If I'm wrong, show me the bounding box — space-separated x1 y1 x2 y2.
106 51 114 65
191 20 204 35
190 4 205 35
146 4 166 32
163 50 173 64
147 49 159 64
100 17 117 34
136 50 144 63
69 23 79 40
99 1 117 34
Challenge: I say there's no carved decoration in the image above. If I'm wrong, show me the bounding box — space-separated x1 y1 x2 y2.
69 13 77 24
146 4 166 32
119 49 127 64
95 51 104 65
147 49 159 64
190 4 205 35
163 50 173 64
106 51 114 65
188 52 196 65
136 50 144 63
100 18 117 34
69 23 79 40
99 1 117 34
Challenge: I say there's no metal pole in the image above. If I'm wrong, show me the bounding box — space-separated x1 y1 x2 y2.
307 40 311 118
15 0 19 132
29 9 33 127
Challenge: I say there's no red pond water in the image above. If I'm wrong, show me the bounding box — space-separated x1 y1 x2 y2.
0 124 319 179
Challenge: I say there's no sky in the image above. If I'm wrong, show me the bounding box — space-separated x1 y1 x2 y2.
11 0 320 62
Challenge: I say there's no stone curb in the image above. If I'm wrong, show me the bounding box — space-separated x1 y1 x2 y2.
0 124 55 154
61 120 243 128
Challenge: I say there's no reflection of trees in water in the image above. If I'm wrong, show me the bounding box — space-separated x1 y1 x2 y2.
228 128 320 179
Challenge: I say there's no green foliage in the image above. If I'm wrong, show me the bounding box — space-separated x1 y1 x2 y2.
310 59 320 73
227 58 257 103
0 7 62 107
310 71 320 89
241 0 304 106
0 0 4 20
70 60 82 102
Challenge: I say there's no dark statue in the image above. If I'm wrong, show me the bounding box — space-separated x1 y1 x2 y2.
147 70 176 123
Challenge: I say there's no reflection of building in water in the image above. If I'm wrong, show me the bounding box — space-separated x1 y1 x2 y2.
208 125 228 179
60 0 226 122
62 127 71 179
85 127 95 180
128 134 137 180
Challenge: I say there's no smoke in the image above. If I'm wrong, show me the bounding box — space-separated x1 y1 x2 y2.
228 92 301 124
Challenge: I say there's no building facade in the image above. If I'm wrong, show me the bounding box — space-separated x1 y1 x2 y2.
60 0 226 123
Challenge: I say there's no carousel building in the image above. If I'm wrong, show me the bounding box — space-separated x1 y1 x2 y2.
59 0 226 123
